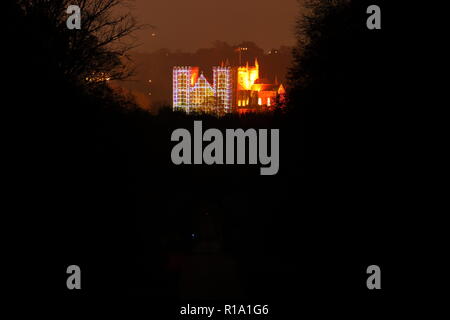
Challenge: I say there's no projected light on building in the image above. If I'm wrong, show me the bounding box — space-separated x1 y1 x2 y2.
173 67 199 108
173 59 285 113
189 73 215 108
213 66 233 110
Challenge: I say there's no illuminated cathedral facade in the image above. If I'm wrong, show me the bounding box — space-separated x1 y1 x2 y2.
173 59 285 113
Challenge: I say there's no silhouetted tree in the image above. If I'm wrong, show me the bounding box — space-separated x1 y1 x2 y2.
289 0 390 106
17 0 146 87
287 0 389 163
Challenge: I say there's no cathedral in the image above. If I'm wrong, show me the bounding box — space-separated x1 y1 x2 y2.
173 59 285 113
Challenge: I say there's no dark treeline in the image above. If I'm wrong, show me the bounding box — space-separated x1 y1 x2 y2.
5 0 413 314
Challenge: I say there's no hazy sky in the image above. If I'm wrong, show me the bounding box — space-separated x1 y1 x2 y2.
129 0 300 53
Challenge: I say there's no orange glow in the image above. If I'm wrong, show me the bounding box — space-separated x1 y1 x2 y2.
190 67 199 86
237 59 259 90
251 84 263 92
278 84 286 95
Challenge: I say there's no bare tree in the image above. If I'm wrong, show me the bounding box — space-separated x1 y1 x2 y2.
18 0 148 85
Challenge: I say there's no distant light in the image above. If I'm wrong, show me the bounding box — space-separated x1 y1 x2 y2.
152 33 156 37
191 233 196 239
148 80 152 83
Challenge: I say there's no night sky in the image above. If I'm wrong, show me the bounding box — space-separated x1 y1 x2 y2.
129 0 301 52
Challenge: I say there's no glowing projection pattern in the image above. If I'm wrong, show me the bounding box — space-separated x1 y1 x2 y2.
189 74 215 108
213 67 233 110
173 67 199 108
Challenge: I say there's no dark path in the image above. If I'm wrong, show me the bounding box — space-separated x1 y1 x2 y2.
179 252 245 300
